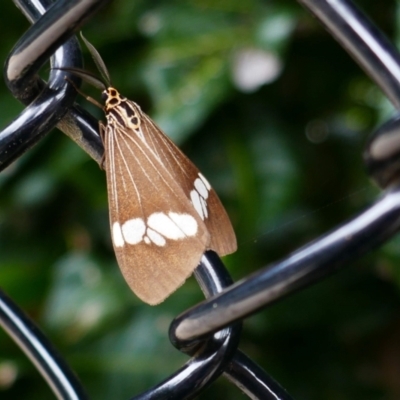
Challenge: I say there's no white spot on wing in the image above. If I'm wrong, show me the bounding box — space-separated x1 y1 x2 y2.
200 197 208 219
199 173 211 190
169 212 198 236
190 190 204 220
121 218 146 244
112 222 125 247
190 174 212 220
118 212 198 248
146 228 166 246
148 212 185 239
194 178 209 199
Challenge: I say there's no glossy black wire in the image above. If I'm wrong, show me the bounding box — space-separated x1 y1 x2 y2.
7 0 108 97
0 0 108 171
298 0 400 110
224 351 294 400
364 115 400 188
300 0 400 191
10 0 109 165
168 0 400 344
0 25 80 167
0 0 107 399
314 1 400 225
0 289 88 400
300 0 400 190
11 0 107 164
131 252 242 400
171 187 400 341
1 0 400 399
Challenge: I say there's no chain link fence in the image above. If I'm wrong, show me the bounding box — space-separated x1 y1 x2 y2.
1 0 400 398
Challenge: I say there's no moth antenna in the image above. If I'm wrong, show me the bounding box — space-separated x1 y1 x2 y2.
53 67 107 90
64 76 104 109
80 32 111 86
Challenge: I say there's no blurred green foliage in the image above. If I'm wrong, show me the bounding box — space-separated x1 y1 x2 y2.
0 0 400 399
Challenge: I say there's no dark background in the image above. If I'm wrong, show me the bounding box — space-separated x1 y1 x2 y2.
0 0 400 399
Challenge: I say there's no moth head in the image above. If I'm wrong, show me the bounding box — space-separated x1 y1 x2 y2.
102 87 126 112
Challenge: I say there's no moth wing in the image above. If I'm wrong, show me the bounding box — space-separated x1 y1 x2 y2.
104 122 210 305
141 113 237 256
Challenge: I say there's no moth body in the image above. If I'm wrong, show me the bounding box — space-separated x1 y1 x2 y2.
68 34 237 304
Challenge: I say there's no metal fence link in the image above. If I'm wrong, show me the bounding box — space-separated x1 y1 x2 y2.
1 0 400 399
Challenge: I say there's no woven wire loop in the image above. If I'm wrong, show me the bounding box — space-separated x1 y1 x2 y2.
1 0 400 399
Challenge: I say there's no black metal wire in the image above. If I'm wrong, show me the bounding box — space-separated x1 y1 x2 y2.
131 252 243 400
170 187 400 342
169 0 400 343
298 0 400 110
364 115 400 188
0 289 88 400
224 351 294 400
1 0 400 399
0 0 106 171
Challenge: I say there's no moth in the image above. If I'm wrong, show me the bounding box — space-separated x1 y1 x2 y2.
66 35 237 304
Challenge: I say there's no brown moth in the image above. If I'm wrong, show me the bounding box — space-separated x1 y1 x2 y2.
71 35 236 304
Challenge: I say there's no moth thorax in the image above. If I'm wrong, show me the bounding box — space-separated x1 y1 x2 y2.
104 87 124 112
